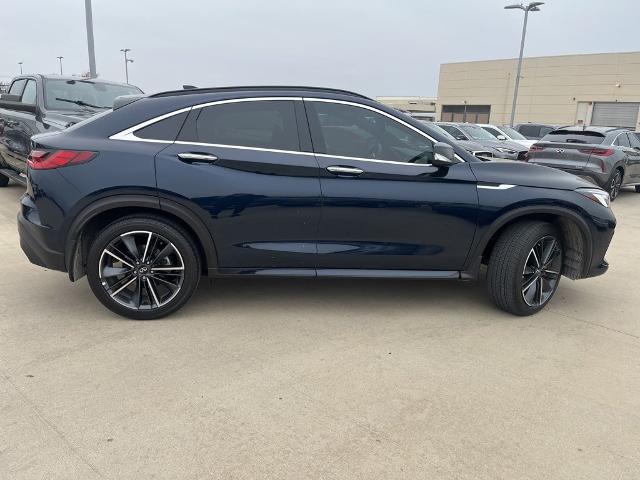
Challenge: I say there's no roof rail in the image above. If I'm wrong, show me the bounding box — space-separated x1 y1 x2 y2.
150 85 371 100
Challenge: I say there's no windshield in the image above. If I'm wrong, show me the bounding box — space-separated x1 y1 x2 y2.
499 125 527 140
44 79 142 111
459 124 495 140
428 123 457 140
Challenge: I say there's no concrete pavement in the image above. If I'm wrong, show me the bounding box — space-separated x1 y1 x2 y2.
1 181 639 479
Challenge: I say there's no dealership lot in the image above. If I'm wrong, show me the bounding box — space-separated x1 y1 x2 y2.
0 182 639 479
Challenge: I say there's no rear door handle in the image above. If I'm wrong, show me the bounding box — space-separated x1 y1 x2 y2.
177 152 218 163
326 165 364 177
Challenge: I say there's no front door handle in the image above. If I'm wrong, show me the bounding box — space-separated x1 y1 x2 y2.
326 165 364 177
177 152 218 163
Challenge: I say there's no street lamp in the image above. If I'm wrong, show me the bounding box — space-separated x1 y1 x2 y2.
120 48 134 84
57 56 64 75
504 2 544 126
18 62 23 74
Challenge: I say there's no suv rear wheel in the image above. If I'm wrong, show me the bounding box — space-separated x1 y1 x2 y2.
608 169 623 201
86 216 201 320
487 221 563 316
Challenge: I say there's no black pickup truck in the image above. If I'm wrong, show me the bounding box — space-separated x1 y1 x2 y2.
0 74 142 186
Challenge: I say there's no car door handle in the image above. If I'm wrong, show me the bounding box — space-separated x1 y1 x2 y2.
326 165 364 176
177 152 218 163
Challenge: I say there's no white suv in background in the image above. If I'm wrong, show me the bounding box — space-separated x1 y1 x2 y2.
478 124 536 148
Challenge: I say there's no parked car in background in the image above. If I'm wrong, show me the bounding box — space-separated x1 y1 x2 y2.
515 123 558 140
0 74 142 186
436 122 529 160
421 121 499 160
478 123 535 148
526 126 640 200
17 86 615 319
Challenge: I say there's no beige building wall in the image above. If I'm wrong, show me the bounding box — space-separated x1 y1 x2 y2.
376 96 437 114
436 51 640 130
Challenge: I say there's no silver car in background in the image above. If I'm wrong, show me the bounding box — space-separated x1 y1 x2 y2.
436 122 529 160
526 126 640 200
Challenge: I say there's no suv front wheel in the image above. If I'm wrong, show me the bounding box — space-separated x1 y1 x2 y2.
86 216 201 320
487 221 563 316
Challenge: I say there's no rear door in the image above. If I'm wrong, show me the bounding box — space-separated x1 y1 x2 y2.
529 129 606 172
621 132 640 183
154 98 322 273
1 78 38 173
305 98 478 272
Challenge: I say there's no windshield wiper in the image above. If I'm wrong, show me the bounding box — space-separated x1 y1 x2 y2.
54 98 110 110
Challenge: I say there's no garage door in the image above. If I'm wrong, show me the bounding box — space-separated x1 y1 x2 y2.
591 102 640 129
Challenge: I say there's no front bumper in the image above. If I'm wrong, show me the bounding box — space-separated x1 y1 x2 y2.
18 194 66 272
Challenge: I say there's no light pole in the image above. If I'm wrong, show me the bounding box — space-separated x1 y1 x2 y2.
18 62 23 74
57 56 64 75
85 0 97 77
505 2 544 126
120 48 134 84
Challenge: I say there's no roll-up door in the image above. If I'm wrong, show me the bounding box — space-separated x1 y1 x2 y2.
591 102 639 129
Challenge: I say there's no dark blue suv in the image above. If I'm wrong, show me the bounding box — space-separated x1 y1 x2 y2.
15 86 616 319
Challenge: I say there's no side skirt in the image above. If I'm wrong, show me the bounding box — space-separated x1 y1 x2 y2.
212 268 462 280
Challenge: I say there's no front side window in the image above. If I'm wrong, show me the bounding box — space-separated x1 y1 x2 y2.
195 100 300 151
459 124 496 141
8 79 26 96
307 101 434 164
499 125 527 140
482 126 503 138
438 124 466 139
20 80 37 104
627 132 640 149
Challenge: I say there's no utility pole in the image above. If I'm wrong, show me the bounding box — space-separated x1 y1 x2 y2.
57 56 64 75
120 48 134 84
504 2 544 126
85 0 97 77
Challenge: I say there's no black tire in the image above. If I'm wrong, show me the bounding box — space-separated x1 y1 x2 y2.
635 185 640 193
487 221 563 316
86 215 201 320
0 174 9 187
608 168 623 201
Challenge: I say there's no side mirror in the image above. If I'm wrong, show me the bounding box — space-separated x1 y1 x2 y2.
497 134 507 140
0 95 38 114
432 142 458 167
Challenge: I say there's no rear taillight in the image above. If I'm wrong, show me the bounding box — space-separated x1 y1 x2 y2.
528 144 545 152
578 147 614 157
28 150 97 170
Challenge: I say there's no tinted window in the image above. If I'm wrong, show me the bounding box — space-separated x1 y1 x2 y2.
541 130 605 145
499 125 527 140
8 79 26 96
308 101 434 163
195 100 299 151
614 133 630 147
136 112 188 141
539 126 555 137
21 80 36 104
518 124 540 137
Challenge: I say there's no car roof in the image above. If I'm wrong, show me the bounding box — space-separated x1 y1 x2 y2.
150 85 371 100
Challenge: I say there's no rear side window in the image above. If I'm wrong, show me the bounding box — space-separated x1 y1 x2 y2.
614 133 630 147
517 124 540 137
136 111 188 141
195 100 300 151
541 130 605 145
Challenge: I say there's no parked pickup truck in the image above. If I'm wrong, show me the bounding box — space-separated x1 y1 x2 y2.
0 74 142 186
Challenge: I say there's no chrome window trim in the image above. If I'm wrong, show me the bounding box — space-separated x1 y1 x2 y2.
108 95 466 164
173 140 314 156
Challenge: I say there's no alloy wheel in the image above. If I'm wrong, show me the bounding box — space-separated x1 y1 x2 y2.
521 235 562 307
610 171 622 200
98 231 185 310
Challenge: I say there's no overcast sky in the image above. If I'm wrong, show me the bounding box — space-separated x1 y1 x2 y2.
1 0 637 96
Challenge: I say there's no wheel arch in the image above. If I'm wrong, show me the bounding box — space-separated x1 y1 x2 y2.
466 205 593 281
65 195 217 281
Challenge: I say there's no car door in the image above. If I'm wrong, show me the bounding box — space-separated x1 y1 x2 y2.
304 98 478 273
154 98 322 273
620 132 640 183
1 78 38 173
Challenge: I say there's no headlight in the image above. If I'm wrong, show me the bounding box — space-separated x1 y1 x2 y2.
495 147 517 154
576 188 610 208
